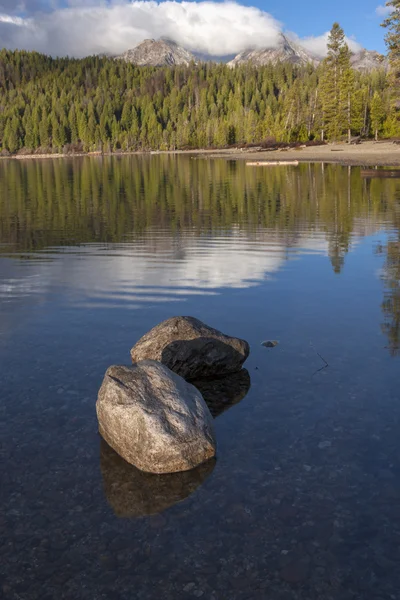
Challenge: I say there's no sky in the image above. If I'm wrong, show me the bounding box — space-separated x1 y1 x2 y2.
0 0 392 58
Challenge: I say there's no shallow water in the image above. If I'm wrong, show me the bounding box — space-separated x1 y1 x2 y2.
1 156 400 599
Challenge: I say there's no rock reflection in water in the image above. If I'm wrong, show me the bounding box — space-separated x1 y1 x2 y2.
192 369 251 418
100 439 215 518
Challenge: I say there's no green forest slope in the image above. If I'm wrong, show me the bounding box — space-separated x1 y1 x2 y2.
0 35 394 154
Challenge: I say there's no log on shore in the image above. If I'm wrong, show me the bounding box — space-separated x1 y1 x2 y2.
246 160 299 167
361 169 400 179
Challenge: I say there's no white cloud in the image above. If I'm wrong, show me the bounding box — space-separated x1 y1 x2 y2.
0 0 367 59
376 4 394 17
0 1 284 57
0 14 28 25
298 31 362 58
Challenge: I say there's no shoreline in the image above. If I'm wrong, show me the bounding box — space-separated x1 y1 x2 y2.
200 141 400 167
2 141 400 167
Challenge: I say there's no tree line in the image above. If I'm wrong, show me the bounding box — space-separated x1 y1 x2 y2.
0 20 398 154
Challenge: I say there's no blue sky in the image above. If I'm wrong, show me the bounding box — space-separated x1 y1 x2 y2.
243 0 387 52
0 0 390 57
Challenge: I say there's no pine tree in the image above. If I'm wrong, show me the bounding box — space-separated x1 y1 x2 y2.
371 91 385 139
382 1 400 101
320 23 353 141
339 44 355 143
3 116 20 153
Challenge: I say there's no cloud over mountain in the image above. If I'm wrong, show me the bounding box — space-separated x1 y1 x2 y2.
0 0 362 59
295 32 362 57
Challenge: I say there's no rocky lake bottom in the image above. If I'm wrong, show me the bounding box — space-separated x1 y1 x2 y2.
1 156 400 599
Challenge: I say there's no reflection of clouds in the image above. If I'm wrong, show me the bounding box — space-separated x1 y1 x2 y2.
61 231 333 297
0 228 358 312
0 261 54 337
0 273 48 299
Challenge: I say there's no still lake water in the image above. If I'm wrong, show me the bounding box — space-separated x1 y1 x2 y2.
1 156 400 599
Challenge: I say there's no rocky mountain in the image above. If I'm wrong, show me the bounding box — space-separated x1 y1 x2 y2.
227 34 387 72
116 39 195 67
350 49 387 71
116 35 386 72
227 34 320 68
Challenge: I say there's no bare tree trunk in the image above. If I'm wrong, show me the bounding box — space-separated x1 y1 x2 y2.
348 165 351 209
284 101 294 132
363 86 370 137
309 89 318 137
348 92 351 145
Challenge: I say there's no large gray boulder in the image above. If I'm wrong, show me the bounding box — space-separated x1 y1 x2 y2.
96 361 216 474
130 316 250 380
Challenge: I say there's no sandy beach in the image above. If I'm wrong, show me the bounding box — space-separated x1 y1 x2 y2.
190 141 400 167
3 141 400 166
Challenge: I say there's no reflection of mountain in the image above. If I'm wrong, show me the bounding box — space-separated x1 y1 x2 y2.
100 439 215 518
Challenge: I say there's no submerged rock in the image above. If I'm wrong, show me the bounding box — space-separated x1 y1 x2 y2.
96 361 216 474
192 369 251 418
130 316 250 380
262 340 279 348
100 439 215 518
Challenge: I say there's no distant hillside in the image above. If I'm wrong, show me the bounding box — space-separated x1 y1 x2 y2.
0 48 393 157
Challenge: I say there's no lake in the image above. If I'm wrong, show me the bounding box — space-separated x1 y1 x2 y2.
1 155 400 600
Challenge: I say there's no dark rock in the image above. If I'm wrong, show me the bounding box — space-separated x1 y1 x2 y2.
192 369 251 418
261 340 279 348
130 316 250 380
100 440 215 517
96 361 216 474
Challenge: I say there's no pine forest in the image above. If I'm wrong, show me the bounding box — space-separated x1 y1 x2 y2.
0 21 398 155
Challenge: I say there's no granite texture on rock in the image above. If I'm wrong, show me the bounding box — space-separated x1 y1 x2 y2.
100 439 215 517
130 316 250 380
96 361 216 474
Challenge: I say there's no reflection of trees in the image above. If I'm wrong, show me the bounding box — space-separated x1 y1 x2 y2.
2 156 400 353
381 239 400 356
0 158 396 257
380 201 400 356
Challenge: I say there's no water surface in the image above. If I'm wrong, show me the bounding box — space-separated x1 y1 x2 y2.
1 156 400 599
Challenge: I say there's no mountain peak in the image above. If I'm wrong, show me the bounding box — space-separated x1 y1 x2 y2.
350 49 388 71
116 36 386 72
227 36 386 71
116 38 196 67
227 34 319 68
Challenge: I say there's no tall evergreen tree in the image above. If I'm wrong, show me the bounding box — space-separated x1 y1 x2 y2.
382 1 400 99
371 91 385 139
320 23 354 141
